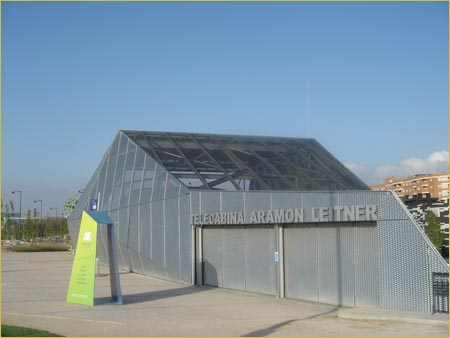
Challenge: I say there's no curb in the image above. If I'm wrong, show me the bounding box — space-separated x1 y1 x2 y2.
337 308 449 326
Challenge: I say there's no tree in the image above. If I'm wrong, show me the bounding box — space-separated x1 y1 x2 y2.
24 210 33 240
63 197 78 217
60 217 69 237
32 208 38 237
424 211 445 250
3 203 13 240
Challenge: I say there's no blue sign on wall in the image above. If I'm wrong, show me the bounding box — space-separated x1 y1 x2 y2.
274 251 279 262
89 199 98 211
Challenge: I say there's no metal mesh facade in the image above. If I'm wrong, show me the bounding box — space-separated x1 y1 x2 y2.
193 190 448 313
68 132 191 283
67 130 448 313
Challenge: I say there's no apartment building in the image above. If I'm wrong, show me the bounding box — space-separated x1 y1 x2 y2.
370 173 449 202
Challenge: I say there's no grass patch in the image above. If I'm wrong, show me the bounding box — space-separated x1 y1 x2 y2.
9 243 70 252
1 325 62 337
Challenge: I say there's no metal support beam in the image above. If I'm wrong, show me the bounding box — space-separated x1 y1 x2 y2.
107 223 123 304
198 169 249 189
257 140 323 190
234 138 295 188
278 224 285 299
212 135 271 190
190 134 241 191
191 225 196 285
281 141 348 189
143 133 165 166
165 133 212 190
196 226 203 286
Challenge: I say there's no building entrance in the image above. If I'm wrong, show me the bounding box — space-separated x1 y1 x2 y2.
197 221 380 308
284 222 379 307
201 225 277 296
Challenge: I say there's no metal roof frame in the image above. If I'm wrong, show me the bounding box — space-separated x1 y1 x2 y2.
121 130 368 192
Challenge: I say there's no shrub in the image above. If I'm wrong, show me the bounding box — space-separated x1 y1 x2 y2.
1 325 62 337
9 243 70 252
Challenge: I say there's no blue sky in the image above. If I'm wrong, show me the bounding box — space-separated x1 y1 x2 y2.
2 1 448 216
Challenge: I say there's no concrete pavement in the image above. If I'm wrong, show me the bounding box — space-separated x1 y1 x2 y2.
1 250 448 336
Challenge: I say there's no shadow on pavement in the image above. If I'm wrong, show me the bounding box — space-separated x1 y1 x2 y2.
241 306 340 337
95 285 209 305
95 259 218 306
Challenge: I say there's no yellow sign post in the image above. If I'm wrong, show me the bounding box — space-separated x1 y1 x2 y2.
67 210 122 306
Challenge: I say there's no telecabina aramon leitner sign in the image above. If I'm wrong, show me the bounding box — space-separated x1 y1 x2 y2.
191 205 377 226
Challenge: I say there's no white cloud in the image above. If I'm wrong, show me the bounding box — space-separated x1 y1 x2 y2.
374 164 398 180
344 162 374 184
346 151 448 185
377 151 449 179
344 162 368 175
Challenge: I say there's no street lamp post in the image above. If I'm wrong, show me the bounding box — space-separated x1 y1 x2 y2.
12 191 22 239
33 200 43 238
50 207 58 237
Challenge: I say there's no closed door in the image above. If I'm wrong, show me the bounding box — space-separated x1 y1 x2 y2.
202 225 277 296
284 222 379 307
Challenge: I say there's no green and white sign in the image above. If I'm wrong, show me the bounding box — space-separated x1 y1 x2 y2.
66 211 98 306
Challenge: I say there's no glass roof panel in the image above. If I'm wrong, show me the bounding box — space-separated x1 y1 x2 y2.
122 130 368 191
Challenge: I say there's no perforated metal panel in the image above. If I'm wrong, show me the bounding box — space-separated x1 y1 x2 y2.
271 192 302 211
202 225 276 296
179 195 192 281
221 191 244 213
129 148 145 206
139 203 151 263
245 226 276 295
165 180 181 199
354 222 379 307
244 192 271 223
151 200 165 266
202 226 223 287
102 155 118 211
284 221 377 307
119 146 136 209
110 153 126 210
190 191 200 215
201 191 221 214
139 155 156 204
118 208 128 244
334 224 355 307
284 224 319 302
128 205 139 251
222 226 246 290
378 219 430 312
152 165 167 201
318 223 354 306
317 225 341 305
165 197 179 275
377 191 409 220
118 133 128 155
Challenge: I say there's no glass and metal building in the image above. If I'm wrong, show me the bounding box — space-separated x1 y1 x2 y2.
68 130 448 314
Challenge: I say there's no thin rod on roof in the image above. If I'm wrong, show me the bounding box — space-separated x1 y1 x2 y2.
307 80 311 137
